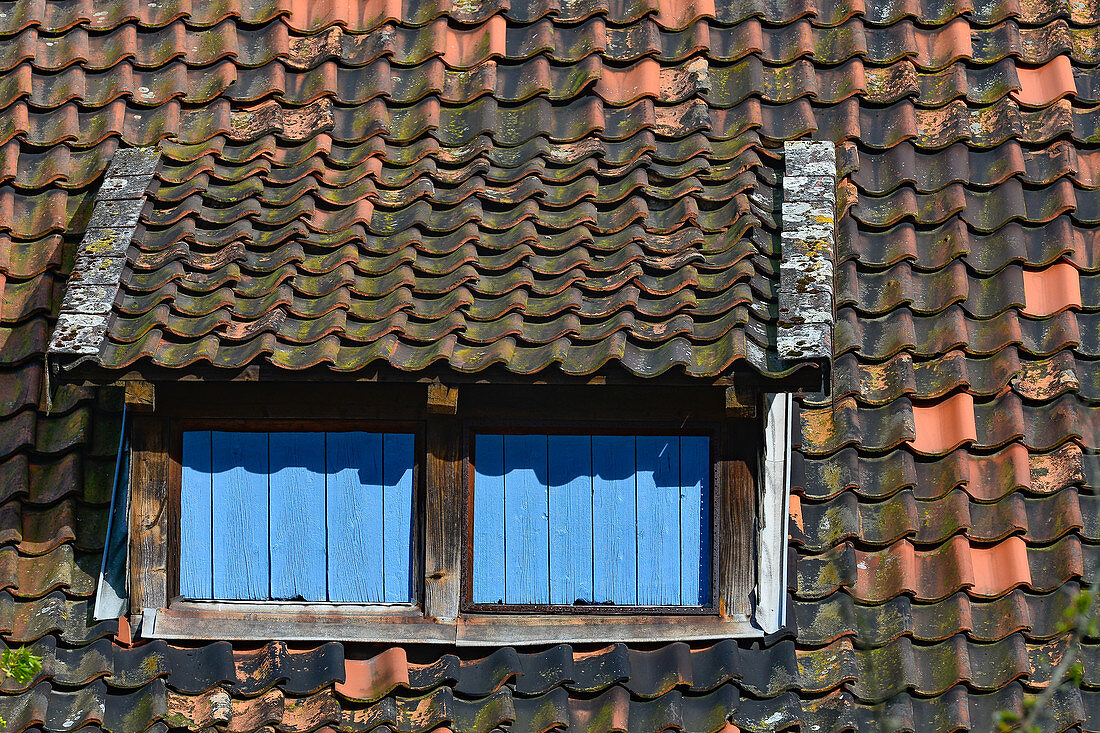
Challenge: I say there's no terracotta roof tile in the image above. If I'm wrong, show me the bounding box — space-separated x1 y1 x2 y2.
1022 260 1083 316
1011 54 1078 106
969 536 1033 596
911 392 978 455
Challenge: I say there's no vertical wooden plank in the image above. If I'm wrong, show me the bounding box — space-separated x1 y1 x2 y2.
425 414 462 620
472 434 505 604
680 436 710 605
211 432 269 600
130 416 169 614
548 435 593 605
269 433 327 601
635 436 680 605
383 433 415 602
592 436 637 604
504 435 549 604
179 431 213 599
720 427 756 616
327 432 384 602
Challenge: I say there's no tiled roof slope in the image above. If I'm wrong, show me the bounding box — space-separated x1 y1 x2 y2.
41 0 822 379
0 0 1098 732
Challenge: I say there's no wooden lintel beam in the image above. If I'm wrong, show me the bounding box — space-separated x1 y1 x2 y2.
427 383 458 414
124 380 155 413
725 386 756 418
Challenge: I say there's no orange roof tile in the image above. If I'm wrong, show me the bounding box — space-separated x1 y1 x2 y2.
1021 261 1082 316
966 442 1030 501
597 58 662 105
336 649 410 702
789 493 804 535
655 0 716 29
1011 55 1077 107
910 392 978 455
969 536 1032 597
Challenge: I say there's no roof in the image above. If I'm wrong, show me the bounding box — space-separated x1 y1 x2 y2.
38 0 843 381
2 0 1100 731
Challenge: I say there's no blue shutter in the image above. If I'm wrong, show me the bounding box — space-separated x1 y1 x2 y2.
180 430 415 602
211 432 269 599
472 435 505 604
381 433 415 602
472 433 711 606
680 436 711 604
592 436 637 604
269 433 327 601
547 435 593 604
179 431 213 599
636 436 680 605
327 432 385 602
504 436 550 604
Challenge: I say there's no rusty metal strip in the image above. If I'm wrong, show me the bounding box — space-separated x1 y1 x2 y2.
778 140 836 362
48 146 159 357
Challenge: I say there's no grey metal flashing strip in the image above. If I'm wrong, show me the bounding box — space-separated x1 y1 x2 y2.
48 146 159 357
755 392 794 634
778 140 836 362
94 401 130 621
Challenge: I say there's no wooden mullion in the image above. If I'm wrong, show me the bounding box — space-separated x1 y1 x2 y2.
718 421 756 617
129 415 170 614
424 412 462 620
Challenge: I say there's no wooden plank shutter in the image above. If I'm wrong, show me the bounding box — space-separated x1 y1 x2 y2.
472 434 711 606
327 431 384 601
269 433 327 601
592 436 637 604
212 432 269 599
179 431 212 599
547 435 593 604
180 431 415 602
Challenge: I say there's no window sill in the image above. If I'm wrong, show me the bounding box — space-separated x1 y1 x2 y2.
143 603 758 644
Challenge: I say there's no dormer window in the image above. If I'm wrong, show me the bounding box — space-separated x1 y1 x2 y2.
50 139 832 645
116 381 792 644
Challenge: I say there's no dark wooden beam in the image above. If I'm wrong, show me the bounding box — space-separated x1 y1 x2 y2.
725 386 757 418
718 425 756 617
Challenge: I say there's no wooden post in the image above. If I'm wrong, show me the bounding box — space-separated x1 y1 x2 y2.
129 415 169 614
423 414 462 620
718 426 755 617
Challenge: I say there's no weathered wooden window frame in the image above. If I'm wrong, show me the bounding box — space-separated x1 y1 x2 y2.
134 382 792 644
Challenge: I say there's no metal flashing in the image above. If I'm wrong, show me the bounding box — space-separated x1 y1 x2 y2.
755 392 794 633
93 402 130 621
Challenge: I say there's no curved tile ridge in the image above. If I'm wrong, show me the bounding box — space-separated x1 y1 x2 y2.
47 147 159 358
779 140 836 362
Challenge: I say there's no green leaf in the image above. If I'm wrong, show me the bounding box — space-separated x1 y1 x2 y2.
1 646 43 686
